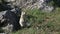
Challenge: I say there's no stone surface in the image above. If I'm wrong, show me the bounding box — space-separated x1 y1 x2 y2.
42 6 54 12
0 0 54 12
15 0 54 12
3 0 15 2
2 24 13 34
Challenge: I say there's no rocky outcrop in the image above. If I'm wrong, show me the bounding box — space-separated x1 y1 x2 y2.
14 0 54 12
0 0 60 12
0 0 54 12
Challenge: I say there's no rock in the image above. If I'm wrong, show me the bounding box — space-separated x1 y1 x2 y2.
3 0 15 3
43 6 54 12
37 0 54 12
14 0 54 12
1 0 55 12
0 11 4 20
0 33 6 34
0 11 7 23
2 24 13 34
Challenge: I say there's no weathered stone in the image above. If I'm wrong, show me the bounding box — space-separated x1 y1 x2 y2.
0 33 6 34
0 11 7 23
14 0 54 12
3 0 15 2
2 24 13 34
42 6 54 12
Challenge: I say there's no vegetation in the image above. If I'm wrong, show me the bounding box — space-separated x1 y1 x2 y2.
0 0 60 34
13 8 60 34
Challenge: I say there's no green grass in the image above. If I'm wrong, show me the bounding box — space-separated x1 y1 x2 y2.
13 8 60 34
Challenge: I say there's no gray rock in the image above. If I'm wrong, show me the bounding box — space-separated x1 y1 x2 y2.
15 0 54 12
2 24 13 34
42 6 54 12
3 0 15 2
0 11 7 23
38 0 54 12
0 33 6 34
